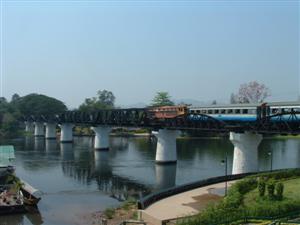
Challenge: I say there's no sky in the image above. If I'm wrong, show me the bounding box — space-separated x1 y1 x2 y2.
0 0 299 109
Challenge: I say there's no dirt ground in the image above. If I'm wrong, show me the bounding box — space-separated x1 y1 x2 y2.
80 204 138 225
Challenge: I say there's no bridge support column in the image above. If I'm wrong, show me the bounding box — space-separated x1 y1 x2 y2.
45 123 57 139
153 129 180 164
25 121 34 133
34 122 45 137
60 123 74 143
155 164 177 189
91 126 112 150
230 132 263 174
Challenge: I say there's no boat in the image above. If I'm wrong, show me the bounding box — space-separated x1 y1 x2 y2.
0 187 26 215
21 180 42 206
0 145 15 177
0 145 41 215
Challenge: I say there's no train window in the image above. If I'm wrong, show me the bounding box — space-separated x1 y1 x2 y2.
190 110 195 113
294 108 300 112
208 110 213 114
202 110 207 114
242 109 248 114
272 108 278 114
196 110 200 113
249 109 256 114
227 109 233 114
214 109 219 114
221 109 226 114
235 109 241 114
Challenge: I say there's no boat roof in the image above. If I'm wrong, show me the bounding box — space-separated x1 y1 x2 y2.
0 145 15 167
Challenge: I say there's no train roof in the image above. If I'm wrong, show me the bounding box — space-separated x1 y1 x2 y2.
190 101 300 109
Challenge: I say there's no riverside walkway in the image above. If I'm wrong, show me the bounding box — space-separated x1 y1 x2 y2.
139 181 236 225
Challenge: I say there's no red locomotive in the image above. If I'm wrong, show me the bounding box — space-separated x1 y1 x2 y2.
147 105 188 120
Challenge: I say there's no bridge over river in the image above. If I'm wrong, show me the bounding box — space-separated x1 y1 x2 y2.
23 106 300 175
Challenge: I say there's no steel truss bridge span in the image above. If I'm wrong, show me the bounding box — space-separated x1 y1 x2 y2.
23 109 300 135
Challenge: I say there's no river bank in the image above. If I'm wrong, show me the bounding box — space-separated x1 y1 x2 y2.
81 200 138 225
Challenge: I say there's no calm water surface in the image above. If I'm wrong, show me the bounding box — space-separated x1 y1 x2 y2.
0 136 300 225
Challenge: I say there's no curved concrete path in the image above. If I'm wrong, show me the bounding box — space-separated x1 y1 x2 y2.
139 181 236 225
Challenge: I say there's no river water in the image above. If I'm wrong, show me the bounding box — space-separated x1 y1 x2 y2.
0 136 300 225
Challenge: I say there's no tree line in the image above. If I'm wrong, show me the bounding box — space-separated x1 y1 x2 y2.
0 81 270 138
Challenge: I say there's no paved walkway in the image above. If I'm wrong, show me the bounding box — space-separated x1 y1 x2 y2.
140 181 236 225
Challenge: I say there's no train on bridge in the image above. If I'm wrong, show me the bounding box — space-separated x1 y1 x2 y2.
149 101 300 122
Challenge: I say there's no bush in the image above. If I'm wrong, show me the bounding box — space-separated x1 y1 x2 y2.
276 182 284 200
178 170 300 225
258 180 266 197
235 178 258 195
257 169 300 180
104 208 115 219
267 180 276 199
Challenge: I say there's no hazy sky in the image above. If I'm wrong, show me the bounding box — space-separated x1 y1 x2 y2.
0 0 299 108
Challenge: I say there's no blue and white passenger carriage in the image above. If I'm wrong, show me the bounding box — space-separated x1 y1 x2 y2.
188 101 300 122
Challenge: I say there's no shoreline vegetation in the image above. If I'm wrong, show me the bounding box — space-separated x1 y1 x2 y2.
90 169 300 225
85 199 138 225
179 169 300 225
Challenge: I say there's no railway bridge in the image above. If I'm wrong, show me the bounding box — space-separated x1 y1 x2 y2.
23 107 300 175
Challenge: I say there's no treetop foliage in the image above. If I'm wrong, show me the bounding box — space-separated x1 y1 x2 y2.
78 90 115 112
151 91 174 107
0 93 68 138
231 81 270 104
14 93 67 116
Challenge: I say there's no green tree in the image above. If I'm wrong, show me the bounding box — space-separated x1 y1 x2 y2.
79 90 115 112
14 94 67 116
151 91 174 107
11 93 20 102
258 180 266 197
267 180 276 199
276 182 284 200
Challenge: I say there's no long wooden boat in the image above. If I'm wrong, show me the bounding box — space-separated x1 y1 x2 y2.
0 204 26 215
20 180 42 206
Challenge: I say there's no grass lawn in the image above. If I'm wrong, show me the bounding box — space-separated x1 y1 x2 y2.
242 177 300 220
244 178 300 205
178 170 300 225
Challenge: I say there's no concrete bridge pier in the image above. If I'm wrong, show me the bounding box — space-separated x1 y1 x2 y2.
45 123 57 139
230 132 263 174
91 126 112 150
155 164 177 190
25 121 34 133
59 123 74 143
153 129 181 164
34 122 45 137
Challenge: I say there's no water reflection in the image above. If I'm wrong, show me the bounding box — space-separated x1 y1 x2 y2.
155 164 177 190
60 143 74 161
45 139 57 152
259 139 300 171
61 146 151 201
34 137 45 151
1 136 299 225
25 136 34 150
1 210 43 225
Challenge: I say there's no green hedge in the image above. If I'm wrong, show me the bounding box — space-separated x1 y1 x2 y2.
179 169 300 225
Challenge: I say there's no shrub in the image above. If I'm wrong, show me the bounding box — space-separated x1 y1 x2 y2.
104 208 115 219
267 180 276 199
258 180 266 197
235 178 258 195
276 182 284 200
